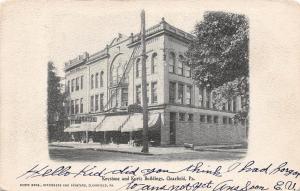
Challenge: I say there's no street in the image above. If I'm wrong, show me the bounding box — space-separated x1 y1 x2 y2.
49 146 245 162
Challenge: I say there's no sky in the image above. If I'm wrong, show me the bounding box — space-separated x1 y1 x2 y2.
47 1 210 76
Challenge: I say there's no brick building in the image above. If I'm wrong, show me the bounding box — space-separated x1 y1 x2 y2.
64 18 247 146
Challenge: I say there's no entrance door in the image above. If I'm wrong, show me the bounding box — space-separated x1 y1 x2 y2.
169 112 176 145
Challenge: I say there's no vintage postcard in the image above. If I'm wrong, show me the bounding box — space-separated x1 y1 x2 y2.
0 0 299 190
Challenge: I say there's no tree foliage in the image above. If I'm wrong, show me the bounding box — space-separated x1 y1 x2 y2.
185 11 249 121
48 61 66 141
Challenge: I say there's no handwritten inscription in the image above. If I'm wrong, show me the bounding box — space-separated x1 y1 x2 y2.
16 161 299 191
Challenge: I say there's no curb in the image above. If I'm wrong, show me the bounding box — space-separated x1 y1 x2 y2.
50 144 155 156
86 148 154 155
195 148 247 153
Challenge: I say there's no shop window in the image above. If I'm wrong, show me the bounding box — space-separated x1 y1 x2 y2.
179 113 185 121
223 116 228 124
188 114 193 122
228 118 233 124
200 115 206 123
214 116 219 124
207 115 212 123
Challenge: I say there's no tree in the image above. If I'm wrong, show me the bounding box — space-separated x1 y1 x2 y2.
185 12 249 125
47 61 66 142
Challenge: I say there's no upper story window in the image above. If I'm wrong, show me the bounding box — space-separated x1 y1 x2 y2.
151 53 158 74
67 80 70 93
71 79 75 92
80 98 83 113
136 85 141 104
136 58 141 78
100 71 104 87
100 94 104 111
91 74 94 89
76 77 79 91
80 76 84 90
151 82 157 104
168 52 175 73
71 100 74 115
199 87 204 107
169 82 176 104
178 83 184 104
75 99 79 114
228 99 232 111
95 73 99 88
186 85 192 105
95 94 99 111
121 88 128 107
206 89 211 108
233 98 237 112
185 64 191 77
111 55 125 86
177 55 184 75
90 95 94 112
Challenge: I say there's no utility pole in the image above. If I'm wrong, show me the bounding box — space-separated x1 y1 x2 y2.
141 10 149 153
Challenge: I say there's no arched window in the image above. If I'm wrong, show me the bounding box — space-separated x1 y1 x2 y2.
100 71 104 87
169 52 175 73
151 53 157 74
136 58 141 77
177 55 184 75
110 54 125 86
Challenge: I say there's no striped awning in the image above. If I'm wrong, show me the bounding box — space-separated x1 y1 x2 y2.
121 113 161 132
95 115 130 132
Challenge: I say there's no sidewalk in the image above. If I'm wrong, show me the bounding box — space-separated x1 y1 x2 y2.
49 142 247 155
49 142 196 155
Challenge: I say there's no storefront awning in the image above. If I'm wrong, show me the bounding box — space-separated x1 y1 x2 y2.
64 115 105 132
96 115 130 132
64 124 82 132
121 113 161 132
